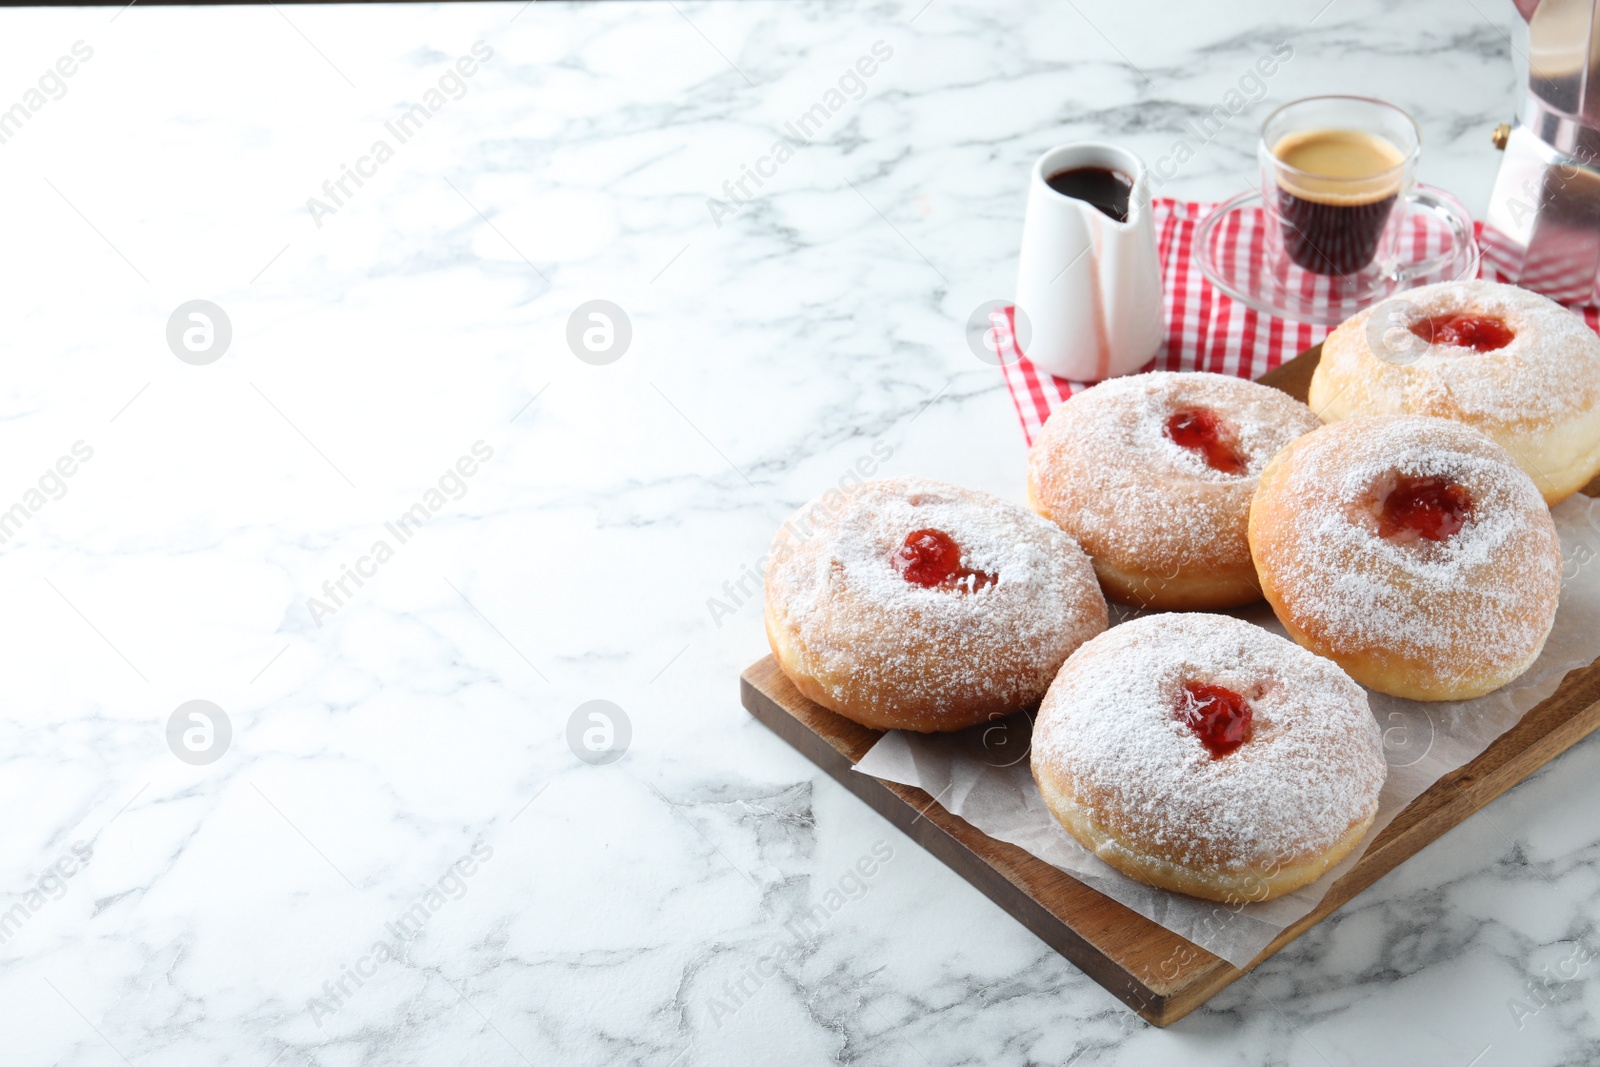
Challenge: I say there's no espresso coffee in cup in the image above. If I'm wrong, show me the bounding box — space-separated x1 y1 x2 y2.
1229 97 1475 318
1271 127 1406 275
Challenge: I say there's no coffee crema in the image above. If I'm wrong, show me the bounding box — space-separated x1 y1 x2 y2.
1045 166 1133 223
1272 127 1406 276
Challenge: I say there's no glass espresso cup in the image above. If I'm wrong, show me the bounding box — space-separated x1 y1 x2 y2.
1260 96 1423 278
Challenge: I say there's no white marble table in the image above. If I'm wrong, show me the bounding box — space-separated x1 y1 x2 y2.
0 0 1591 1063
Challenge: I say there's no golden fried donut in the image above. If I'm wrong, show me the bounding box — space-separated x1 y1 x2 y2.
1031 613 1385 903
1026 371 1320 609
1249 415 1562 701
764 477 1107 732
1309 279 1600 504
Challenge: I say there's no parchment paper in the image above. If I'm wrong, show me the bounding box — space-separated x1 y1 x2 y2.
855 495 1600 968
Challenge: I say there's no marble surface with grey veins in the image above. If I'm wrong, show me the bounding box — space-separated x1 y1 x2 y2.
0 0 1593 1063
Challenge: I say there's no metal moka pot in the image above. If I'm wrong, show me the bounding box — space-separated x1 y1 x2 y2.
1483 0 1600 302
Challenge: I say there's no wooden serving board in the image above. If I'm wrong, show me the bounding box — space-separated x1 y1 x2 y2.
740 344 1600 1026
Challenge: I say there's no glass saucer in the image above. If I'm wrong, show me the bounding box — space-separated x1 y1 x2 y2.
1193 187 1480 327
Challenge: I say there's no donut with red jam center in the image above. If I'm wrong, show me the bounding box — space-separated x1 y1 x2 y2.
764 478 1108 733
1031 613 1385 903
1027 372 1322 611
1248 414 1562 701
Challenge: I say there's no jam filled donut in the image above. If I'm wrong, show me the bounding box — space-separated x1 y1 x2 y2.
1310 279 1600 504
1027 372 1321 610
764 478 1107 732
1031 613 1385 903
1249 415 1562 701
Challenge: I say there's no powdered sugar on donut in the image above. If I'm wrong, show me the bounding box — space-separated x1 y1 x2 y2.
1323 279 1600 428
1256 415 1562 686
1039 372 1319 484
1029 371 1321 574
1033 613 1385 872
766 478 1107 722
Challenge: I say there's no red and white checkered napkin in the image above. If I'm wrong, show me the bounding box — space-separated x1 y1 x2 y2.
999 198 1600 445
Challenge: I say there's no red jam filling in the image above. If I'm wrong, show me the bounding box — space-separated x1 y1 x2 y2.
1177 682 1252 759
893 528 997 591
1377 474 1474 543
1409 313 1514 353
1165 408 1247 475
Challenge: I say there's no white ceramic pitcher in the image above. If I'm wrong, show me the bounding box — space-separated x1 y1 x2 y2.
1013 143 1163 381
